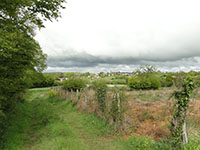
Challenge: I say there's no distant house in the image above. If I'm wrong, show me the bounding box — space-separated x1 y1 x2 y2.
94 74 100 79
120 72 132 76
59 77 68 82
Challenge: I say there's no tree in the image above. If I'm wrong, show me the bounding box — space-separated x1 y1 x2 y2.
128 65 161 90
0 0 66 144
0 0 65 36
134 65 157 76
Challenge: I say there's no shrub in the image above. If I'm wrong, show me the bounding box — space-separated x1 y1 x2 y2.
92 79 107 112
128 75 161 90
161 74 174 87
173 72 187 88
110 79 127 85
0 109 6 144
110 87 126 124
63 78 86 91
29 73 55 88
149 75 161 89
194 75 200 88
48 91 58 97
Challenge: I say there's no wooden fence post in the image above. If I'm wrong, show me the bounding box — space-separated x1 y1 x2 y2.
70 89 73 99
117 92 121 113
85 89 88 104
76 89 79 100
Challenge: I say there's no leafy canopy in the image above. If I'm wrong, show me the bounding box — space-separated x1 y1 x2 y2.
0 0 66 144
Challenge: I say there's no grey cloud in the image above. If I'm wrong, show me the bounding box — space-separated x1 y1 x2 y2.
46 50 200 72
47 51 142 68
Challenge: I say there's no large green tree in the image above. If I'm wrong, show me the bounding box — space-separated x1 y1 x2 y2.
0 0 66 140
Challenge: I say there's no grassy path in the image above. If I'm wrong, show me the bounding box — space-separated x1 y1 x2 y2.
3 88 124 150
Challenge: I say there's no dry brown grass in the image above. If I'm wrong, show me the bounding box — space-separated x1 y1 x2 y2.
53 87 200 141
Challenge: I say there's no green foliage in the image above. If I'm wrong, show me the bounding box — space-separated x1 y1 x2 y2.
120 135 200 150
128 65 161 90
92 79 108 112
63 78 87 91
0 0 66 36
25 71 55 88
48 91 58 97
32 74 55 88
128 75 161 90
110 79 127 85
173 72 187 88
161 73 174 87
0 108 6 145
194 75 200 88
171 76 194 147
121 136 162 150
0 0 65 142
110 87 126 123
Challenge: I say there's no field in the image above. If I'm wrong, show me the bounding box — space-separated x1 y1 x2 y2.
3 87 199 149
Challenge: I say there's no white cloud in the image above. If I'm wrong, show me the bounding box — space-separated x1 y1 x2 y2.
35 0 200 72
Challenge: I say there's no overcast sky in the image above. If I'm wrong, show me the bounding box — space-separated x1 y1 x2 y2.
36 0 200 73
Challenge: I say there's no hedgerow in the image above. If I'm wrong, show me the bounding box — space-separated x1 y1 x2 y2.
63 78 87 91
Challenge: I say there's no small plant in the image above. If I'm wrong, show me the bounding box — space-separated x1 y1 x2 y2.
48 91 58 97
138 110 154 122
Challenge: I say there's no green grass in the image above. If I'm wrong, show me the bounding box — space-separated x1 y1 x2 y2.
2 88 200 150
3 88 117 150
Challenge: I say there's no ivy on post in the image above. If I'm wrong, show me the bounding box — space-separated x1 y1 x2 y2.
92 79 107 112
84 87 88 104
171 76 194 146
110 87 126 127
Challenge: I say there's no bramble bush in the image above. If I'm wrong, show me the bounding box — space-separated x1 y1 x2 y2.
63 78 87 91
